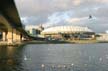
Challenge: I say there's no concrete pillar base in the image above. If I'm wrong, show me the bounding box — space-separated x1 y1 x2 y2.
2 32 6 41
6 28 21 44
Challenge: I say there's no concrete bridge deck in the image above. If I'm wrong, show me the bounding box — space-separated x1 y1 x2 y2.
0 0 28 45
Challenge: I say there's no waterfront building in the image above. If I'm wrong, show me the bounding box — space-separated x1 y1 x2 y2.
41 26 95 40
25 25 44 36
96 33 108 41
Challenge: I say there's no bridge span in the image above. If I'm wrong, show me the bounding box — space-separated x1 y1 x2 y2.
0 0 28 45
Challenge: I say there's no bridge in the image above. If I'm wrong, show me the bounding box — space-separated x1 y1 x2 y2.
0 0 28 44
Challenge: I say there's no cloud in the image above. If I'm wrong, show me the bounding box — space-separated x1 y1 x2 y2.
14 0 108 32
95 0 108 3
21 16 48 25
15 0 108 17
73 0 81 6
42 11 72 28
66 17 88 23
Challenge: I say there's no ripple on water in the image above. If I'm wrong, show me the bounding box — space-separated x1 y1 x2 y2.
0 43 108 71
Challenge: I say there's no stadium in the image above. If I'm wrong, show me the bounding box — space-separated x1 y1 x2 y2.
41 26 95 40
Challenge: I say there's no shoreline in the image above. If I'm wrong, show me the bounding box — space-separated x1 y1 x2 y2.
23 40 108 45
0 40 108 47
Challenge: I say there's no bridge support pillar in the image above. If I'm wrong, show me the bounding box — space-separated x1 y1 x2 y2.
2 32 6 41
12 29 17 42
15 30 21 42
6 28 21 44
12 29 21 43
7 29 13 44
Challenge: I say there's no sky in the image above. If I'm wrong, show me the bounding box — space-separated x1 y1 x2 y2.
15 0 108 33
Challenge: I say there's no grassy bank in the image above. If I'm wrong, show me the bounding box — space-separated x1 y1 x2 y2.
0 40 108 47
65 40 98 44
24 40 69 44
24 40 108 44
25 40 96 44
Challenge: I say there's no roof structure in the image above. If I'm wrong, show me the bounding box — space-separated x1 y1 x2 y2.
41 26 93 35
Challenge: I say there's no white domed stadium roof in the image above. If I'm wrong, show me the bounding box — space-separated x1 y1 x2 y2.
41 26 93 35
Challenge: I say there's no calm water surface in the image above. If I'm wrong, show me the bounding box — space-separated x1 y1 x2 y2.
0 43 108 71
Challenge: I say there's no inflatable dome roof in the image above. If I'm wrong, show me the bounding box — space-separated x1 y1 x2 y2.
41 26 93 35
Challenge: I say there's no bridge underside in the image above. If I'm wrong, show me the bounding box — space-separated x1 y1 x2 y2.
0 0 27 44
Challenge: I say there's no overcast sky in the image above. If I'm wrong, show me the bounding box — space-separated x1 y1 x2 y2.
15 0 108 33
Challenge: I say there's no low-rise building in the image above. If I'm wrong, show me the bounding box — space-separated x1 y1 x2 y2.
96 33 108 41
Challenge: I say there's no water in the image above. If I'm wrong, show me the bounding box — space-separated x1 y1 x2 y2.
0 43 108 71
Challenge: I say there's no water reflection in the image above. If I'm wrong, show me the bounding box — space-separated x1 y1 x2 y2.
0 46 24 71
0 43 108 71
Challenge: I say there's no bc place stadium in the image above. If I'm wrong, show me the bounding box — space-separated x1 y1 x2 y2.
41 26 95 40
